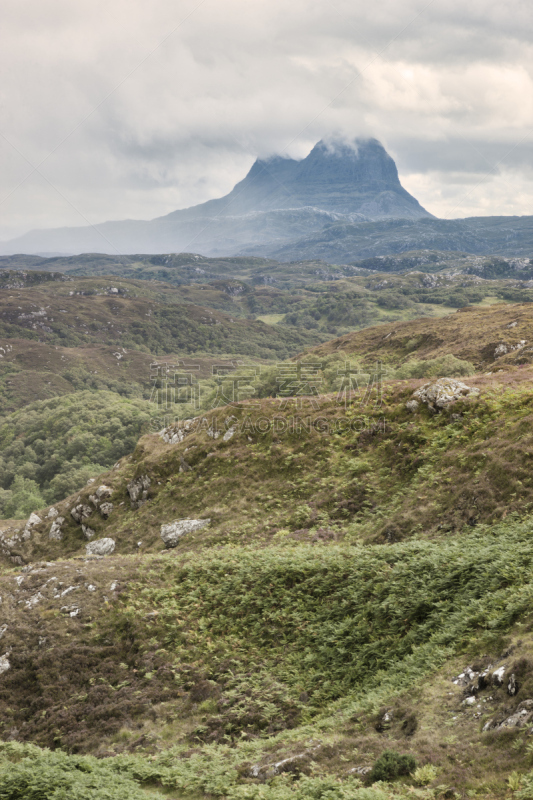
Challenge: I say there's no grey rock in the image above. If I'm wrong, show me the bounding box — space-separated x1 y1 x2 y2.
23 512 42 540
127 475 151 508
160 518 210 548
81 524 95 540
85 538 115 556
96 484 113 500
405 399 419 413
484 700 533 731
71 504 92 523
0 653 10 675
492 666 506 686
414 378 479 411
99 502 113 519
508 673 519 696
223 425 236 442
250 747 321 780
159 421 193 445
46 507 59 519
49 517 65 541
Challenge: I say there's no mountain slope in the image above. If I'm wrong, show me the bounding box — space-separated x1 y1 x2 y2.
243 214 533 261
0 139 432 256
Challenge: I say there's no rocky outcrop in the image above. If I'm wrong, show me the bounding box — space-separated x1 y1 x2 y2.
413 378 479 411
48 516 65 541
86 538 115 556
71 504 93 523
23 512 41 540
159 421 194 445
483 700 533 731
127 475 151 509
99 502 113 519
160 518 210 548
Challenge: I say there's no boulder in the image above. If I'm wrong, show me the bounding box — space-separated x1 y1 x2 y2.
46 507 59 519
86 538 115 556
23 512 42 540
49 517 65 541
96 484 113 500
413 378 479 411
0 653 10 676
71 504 92 523
127 475 151 508
81 524 95 540
99 502 113 519
160 518 210 548
492 666 506 686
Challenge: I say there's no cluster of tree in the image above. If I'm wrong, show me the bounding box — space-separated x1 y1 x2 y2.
0 391 153 518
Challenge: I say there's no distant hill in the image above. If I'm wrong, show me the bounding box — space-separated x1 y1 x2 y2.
308 301 533 370
0 138 432 256
241 214 533 261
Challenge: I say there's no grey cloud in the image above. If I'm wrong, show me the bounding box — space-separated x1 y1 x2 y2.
2 0 533 239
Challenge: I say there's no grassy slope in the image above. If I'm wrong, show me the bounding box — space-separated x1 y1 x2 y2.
4 358 533 795
8 303 533 797
309 302 533 371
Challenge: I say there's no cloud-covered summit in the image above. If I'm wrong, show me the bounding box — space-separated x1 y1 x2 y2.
170 137 432 220
0 138 432 256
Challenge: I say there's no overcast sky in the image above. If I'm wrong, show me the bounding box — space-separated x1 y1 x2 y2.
2 0 533 240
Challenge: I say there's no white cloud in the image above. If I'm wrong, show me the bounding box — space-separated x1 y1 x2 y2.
2 0 533 239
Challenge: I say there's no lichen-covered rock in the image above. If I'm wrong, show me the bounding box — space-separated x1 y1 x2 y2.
49 517 65 541
96 484 113 500
413 378 479 411
81 524 95 540
0 653 10 675
405 399 419 413
99 502 113 519
71 504 93 523
46 507 59 519
127 475 151 508
160 518 210 548
23 512 42 540
86 538 115 556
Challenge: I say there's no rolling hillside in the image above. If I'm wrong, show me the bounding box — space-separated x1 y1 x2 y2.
3 301 533 797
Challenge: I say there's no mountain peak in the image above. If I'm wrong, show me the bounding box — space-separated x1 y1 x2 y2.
189 136 432 220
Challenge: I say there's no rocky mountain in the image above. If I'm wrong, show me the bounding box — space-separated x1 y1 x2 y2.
0 139 432 257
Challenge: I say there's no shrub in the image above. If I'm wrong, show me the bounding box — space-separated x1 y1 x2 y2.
367 750 416 783
412 764 437 785
394 354 475 380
